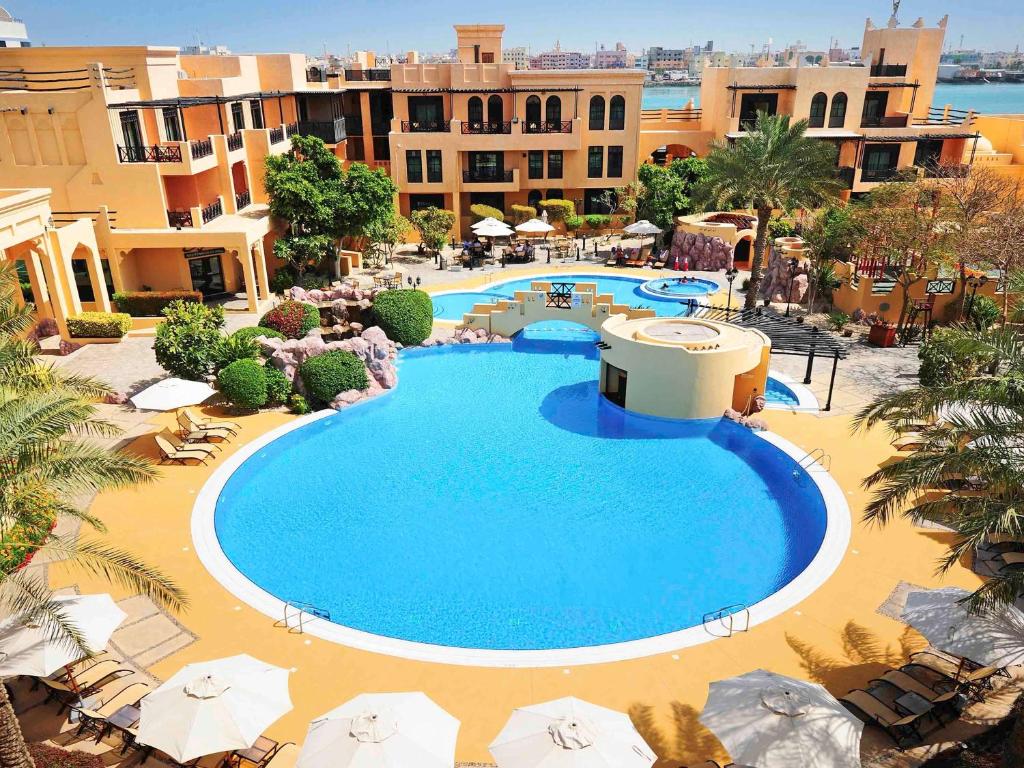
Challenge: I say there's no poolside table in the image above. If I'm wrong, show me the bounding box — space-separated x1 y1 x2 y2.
894 690 933 716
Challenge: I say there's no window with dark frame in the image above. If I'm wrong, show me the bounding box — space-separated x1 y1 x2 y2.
809 93 827 128
250 101 265 129
230 102 245 132
547 150 563 179
426 150 442 182
607 146 623 177
609 95 625 130
162 108 182 142
588 146 603 178
528 150 544 179
829 93 848 128
406 150 423 183
589 96 605 130
119 110 142 149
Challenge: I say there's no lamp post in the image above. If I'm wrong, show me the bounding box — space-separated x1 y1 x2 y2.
406 276 421 290
724 267 739 320
785 258 799 317
965 274 988 319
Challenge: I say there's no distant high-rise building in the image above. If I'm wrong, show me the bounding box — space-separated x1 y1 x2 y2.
704 41 713 52
502 46 529 70
0 7 29 47
529 41 589 69
182 43 231 56
593 42 635 69
646 46 688 70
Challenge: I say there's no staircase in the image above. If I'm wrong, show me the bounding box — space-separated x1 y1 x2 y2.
871 278 897 295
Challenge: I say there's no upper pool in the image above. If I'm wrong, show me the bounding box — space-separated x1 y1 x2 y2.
431 272 719 321
204 337 840 665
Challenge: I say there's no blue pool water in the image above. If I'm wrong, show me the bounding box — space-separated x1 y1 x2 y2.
765 377 800 407
431 273 718 320
215 341 827 651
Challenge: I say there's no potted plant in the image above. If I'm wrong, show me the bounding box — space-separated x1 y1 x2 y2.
868 318 898 348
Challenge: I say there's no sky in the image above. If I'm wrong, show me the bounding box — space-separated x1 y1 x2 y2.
15 0 1024 55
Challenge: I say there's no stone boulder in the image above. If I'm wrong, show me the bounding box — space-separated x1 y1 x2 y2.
758 248 811 304
669 231 735 271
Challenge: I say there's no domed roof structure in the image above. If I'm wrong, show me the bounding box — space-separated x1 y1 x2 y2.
963 134 995 162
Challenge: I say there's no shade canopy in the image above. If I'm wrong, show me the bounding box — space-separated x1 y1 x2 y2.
490 697 656 768
474 222 515 238
297 692 459 768
0 593 127 677
137 654 292 763
901 587 1024 668
515 218 555 234
471 217 504 230
130 378 216 411
623 220 663 236
699 669 863 768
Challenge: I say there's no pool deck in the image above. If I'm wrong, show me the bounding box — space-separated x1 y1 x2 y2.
27 265 1017 766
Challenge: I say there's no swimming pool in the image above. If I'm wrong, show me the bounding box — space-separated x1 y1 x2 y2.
431 273 719 321
198 338 847 665
766 377 800 407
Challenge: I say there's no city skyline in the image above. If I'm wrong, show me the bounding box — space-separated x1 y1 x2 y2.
14 0 1024 56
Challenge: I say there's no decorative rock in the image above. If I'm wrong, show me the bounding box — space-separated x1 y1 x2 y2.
670 231 735 271
58 340 82 356
349 323 364 335
759 247 811 304
104 392 128 405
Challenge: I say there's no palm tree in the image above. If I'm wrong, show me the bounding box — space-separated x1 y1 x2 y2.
698 111 843 309
0 264 186 766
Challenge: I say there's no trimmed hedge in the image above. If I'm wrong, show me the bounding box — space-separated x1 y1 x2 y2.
371 289 433 346
259 301 320 339
112 290 202 317
564 215 584 232
469 203 505 222
584 214 611 230
217 359 268 409
510 204 536 224
66 311 132 339
264 366 293 406
537 199 575 222
299 350 368 403
232 326 287 344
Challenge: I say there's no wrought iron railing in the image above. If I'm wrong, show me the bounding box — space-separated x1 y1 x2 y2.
861 114 909 128
118 144 182 163
269 126 285 144
462 169 513 183
226 131 243 151
190 138 214 159
860 166 905 183
235 190 251 210
401 120 451 132
167 210 193 228
285 122 299 137
297 117 347 144
522 120 572 134
201 199 223 224
462 121 512 135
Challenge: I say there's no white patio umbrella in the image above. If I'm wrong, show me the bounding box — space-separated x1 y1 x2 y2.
901 586 1024 668
489 696 656 768
137 654 292 763
471 217 504 231
515 218 555 235
474 221 515 238
297 691 459 768
130 377 216 411
0 593 127 677
623 220 663 237
699 669 863 768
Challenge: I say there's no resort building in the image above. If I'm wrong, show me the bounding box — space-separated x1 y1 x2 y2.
638 15 982 197
502 46 529 71
0 6 28 48
0 43 352 322
367 25 645 233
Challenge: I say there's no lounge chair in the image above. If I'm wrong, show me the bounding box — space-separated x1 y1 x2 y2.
40 661 134 712
840 689 933 748
155 432 212 466
996 551 1024 569
652 251 668 269
869 670 960 723
904 654 1002 701
182 408 240 434
259 743 299 768
176 411 231 445
72 680 151 743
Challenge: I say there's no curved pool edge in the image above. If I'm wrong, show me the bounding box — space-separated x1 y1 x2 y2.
191 402 851 668
765 371 821 413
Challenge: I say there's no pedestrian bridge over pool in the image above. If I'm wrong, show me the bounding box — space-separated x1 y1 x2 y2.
457 281 657 337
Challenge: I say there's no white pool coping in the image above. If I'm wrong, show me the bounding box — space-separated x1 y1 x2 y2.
765 370 821 413
192 378 850 669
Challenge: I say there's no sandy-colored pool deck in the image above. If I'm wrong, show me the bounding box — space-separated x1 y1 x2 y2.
35 266 1011 765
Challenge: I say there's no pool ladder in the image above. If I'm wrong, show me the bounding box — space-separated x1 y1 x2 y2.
702 603 750 638
797 447 831 472
277 600 331 634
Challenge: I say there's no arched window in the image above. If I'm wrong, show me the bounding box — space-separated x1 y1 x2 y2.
609 95 626 130
528 190 543 211
828 92 848 128
809 92 827 128
467 96 483 125
547 188 564 201
487 95 503 125
545 95 561 127
589 95 605 130
525 95 541 125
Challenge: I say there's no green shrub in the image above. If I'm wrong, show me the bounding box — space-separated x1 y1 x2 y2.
299 350 368 403
264 365 292 406
510 204 536 224
232 326 286 345
538 199 575 222
288 393 311 414
1 507 55 574
918 327 991 387
218 358 268 409
112 290 202 317
469 203 505 222
410 207 457 253
768 217 797 240
969 294 1000 330
612 215 631 228
154 301 225 380
584 214 611 230
827 311 850 331
564 215 584 232
66 311 131 339
259 301 320 339
371 289 433 346
215 334 260 373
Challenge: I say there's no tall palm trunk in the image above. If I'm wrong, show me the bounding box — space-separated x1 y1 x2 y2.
744 206 772 310
0 684 34 768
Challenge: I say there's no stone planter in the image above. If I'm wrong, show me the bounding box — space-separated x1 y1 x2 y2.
868 324 898 347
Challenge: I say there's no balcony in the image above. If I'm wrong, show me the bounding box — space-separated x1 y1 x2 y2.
190 138 214 159
344 69 391 82
285 122 299 137
860 166 904 183
269 126 285 144
861 114 910 129
463 169 513 184
167 210 193 228
401 120 451 133
235 190 251 210
522 120 572 134
870 63 908 77
201 199 223 224
297 117 347 144
118 144 182 163
226 132 244 152
462 121 512 135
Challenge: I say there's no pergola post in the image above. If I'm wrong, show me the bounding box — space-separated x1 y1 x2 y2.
803 331 817 384
825 351 840 412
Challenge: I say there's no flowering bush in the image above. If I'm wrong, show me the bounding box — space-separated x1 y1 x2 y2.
28 743 104 768
258 301 320 339
1 508 56 574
